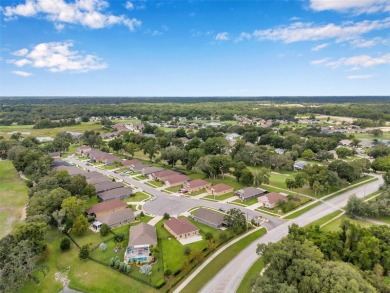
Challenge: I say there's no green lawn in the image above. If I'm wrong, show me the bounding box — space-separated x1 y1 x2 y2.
180 228 267 293
188 173 244 191
307 210 344 227
188 189 207 196
283 201 322 219
147 180 164 187
0 160 29 238
165 185 182 193
231 197 258 206
237 257 264 293
70 229 113 249
376 217 390 224
322 215 374 232
203 192 235 201
20 229 157 293
123 192 150 202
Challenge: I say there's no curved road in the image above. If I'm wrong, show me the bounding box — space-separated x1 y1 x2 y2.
191 174 383 293
65 157 285 230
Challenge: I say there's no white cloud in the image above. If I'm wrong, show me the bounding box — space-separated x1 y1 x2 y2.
349 37 386 47
311 43 329 51
310 0 390 14
215 32 230 41
312 53 390 69
125 1 134 10
347 74 374 79
8 41 107 73
12 48 29 56
12 70 32 77
234 32 252 43
2 0 141 31
251 18 390 43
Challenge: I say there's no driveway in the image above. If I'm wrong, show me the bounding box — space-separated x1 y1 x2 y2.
65 157 286 231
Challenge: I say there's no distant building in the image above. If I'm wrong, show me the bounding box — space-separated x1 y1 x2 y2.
96 209 135 228
258 192 288 209
206 183 234 196
87 199 127 217
98 186 133 201
293 161 309 171
94 181 125 194
164 174 189 187
184 179 211 193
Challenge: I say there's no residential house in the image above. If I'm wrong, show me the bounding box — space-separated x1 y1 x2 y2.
339 139 352 147
293 161 309 171
258 192 288 209
124 223 157 263
82 171 103 180
164 217 199 240
206 183 234 196
76 145 92 156
192 208 226 229
131 163 150 172
235 187 267 201
133 122 144 132
141 166 164 176
96 209 135 228
275 148 285 155
87 175 112 185
122 159 140 168
184 179 211 193
53 165 87 176
52 158 69 168
148 169 179 181
94 181 124 194
164 174 190 187
87 199 127 217
98 186 133 201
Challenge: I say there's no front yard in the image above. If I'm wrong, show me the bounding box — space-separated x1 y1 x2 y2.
203 192 236 201
231 197 259 207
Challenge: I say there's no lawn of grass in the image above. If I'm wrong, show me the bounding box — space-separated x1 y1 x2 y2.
123 192 150 203
188 189 207 196
306 210 344 227
283 201 322 219
322 215 374 232
70 228 113 249
148 180 164 187
20 228 157 293
165 185 182 193
180 228 266 293
0 160 29 238
255 207 281 217
203 192 235 201
376 217 390 224
188 173 244 191
231 197 258 206
237 257 264 293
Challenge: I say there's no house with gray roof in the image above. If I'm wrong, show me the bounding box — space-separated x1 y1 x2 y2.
293 160 309 171
235 187 267 201
124 223 157 263
98 186 133 201
86 175 112 185
192 208 227 229
96 208 135 228
94 181 124 194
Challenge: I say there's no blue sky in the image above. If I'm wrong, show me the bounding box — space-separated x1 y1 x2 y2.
0 0 389 96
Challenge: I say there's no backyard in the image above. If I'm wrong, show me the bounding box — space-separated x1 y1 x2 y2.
0 160 29 239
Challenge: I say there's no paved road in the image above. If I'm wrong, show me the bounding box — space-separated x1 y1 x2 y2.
194 174 384 293
65 157 285 230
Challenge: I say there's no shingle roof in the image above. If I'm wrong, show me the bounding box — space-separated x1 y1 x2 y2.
164 174 189 185
152 170 179 179
94 181 124 193
53 166 87 176
186 179 210 189
236 187 266 199
86 176 112 185
96 209 135 226
98 186 133 201
122 159 140 166
82 171 103 179
210 183 233 193
87 199 126 215
264 193 287 205
142 166 164 175
193 208 226 226
164 217 199 235
129 223 157 246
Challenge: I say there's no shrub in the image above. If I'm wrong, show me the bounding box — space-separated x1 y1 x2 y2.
115 260 121 269
164 269 172 276
79 244 90 259
119 262 125 272
60 237 71 251
184 246 191 256
140 211 145 217
100 224 111 236
115 234 124 242
109 257 115 267
205 232 213 240
163 212 170 220
219 232 228 242
126 265 131 273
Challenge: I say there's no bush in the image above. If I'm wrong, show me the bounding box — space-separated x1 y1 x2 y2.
219 232 228 242
119 262 125 272
163 212 170 220
79 244 90 259
60 237 71 251
155 279 165 289
115 260 120 269
184 246 191 256
114 234 124 242
109 257 116 267
100 224 111 236
205 232 213 240
126 265 131 273
164 269 173 276
140 211 145 217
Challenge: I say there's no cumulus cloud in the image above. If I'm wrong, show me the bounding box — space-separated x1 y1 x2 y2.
310 0 390 14
12 70 32 77
215 32 230 41
8 41 107 73
347 74 374 79
312 53 390 69
125 1 134 10
311 43 329 51
2 0 141 31
251 18 390 43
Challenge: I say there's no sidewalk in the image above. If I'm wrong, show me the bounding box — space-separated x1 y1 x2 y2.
147 216 163 226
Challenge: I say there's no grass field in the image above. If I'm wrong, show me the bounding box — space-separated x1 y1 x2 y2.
237 257 264 293
0 160 29 238
231 197 258 206
20 229 157 293
179 228 266 293
322 215 374 232
123 192 150 203
203 192 235 201
306 210 344 227
283 201 323 219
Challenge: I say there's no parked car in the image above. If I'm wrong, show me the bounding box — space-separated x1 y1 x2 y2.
219 208 226 212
